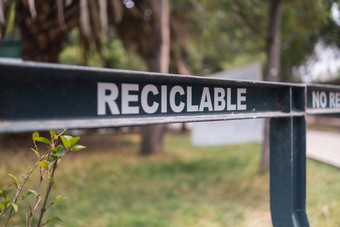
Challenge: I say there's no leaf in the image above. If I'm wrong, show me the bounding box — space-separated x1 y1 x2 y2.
49 130 56 137
50 145 65 161
32 131 39 140
8 173 18 188
30 148 40 158
28 189 37 196
33 136 51 145
46 216 62 224
11 203 18 213
60 135 72 150
70 137 80 146
49 178 54 184
0 187 13 198
38 161 49 169
48 160 55 170
1 200 10 210
70 145 86 152
3 200 11 207
22 189 37 200
32 131 51 145
56 145 65 157
54 195 67 204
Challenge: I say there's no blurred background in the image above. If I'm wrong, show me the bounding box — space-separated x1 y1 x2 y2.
1 0 340 226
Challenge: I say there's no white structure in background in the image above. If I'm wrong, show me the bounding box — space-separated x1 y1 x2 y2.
191 62 265 146
295 41 340 83
294 3 340 83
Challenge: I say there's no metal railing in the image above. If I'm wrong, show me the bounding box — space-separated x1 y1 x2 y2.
1 59 339 227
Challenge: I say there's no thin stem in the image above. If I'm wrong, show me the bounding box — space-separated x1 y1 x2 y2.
28 168 43 227
57 129 67 137
28 196 41 227
36 161 58 227
4 207 14 227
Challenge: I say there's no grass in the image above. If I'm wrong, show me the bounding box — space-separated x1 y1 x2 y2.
0 133 339 226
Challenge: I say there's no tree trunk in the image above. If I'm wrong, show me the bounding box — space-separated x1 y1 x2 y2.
16 0 78 62
263 0 282 82
259 0 282 173
140 0 170 155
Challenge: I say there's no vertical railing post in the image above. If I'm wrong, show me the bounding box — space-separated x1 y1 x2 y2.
269 116 309 227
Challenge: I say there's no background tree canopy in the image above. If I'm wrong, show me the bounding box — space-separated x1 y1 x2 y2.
58 0 340 82
2 0 339 80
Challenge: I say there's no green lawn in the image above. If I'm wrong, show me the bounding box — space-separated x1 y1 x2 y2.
0 133 339 226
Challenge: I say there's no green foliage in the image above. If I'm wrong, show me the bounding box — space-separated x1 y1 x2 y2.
49 130 56 138
70 144 86 151
50 145 66 162
0 187 12 199
38 161 49 170
21 189 37 200
31 148 40 158
54 0 339 82
46 216 62 224
280 0 333 81
61 135 79 150
32 132 51 145
11 203 18 213
53 195 67 204
49 178 55 184
185 0 337 80
8 174 18 188
60 135 86 153
0 130 85 227
0 200 11 212
27 189 37 196
59 29 147 71
4 3 18 37
172 0 268 75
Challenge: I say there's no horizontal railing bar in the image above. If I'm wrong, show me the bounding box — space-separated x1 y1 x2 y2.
0 111 305 133
0 59 340 133
306 109 340 114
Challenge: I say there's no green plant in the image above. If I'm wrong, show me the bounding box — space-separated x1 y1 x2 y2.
0 130 85 227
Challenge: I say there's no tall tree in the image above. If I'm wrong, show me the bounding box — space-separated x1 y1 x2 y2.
259 0 332 172
140 0 170 155
259 0 282 173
